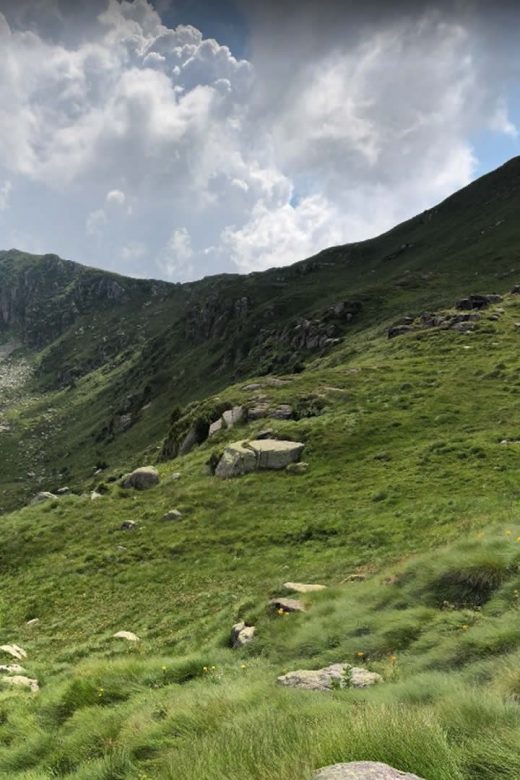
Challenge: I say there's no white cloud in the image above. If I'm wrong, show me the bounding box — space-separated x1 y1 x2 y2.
0 180 12 211
157 227 195 281
0 1 518 279
106 189 126 206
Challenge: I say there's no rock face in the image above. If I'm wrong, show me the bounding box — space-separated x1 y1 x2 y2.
121 466 159 490
277 663 382 691
215 439 304 478
283 582 326 594
314 763 425 780
30 491 57 504
231 622 256 648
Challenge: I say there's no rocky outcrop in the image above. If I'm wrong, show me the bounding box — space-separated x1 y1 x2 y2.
277 663 382 691
215 439 304 478
120 466 159 490
231 622 256 648
455 293 502 310
314 763 425 779
388 310 482 338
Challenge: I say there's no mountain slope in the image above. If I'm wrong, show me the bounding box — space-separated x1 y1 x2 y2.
2 157 520 513
0 275 519 778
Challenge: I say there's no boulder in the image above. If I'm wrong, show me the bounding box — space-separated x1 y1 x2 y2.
247 402 271 420
222 406 245 428
0 644 27 660
455 293 502 310
163 509 183 521
208 418 223 437
283 582 326 594
277 663 382 691
1 675 39 693
56 487 70 495
113 631 139 642
231 621 256 648
178 428 199 456
270 404 294 420
314 763 425 779
120 520 137 531
251 439 304 469
90 490 103 500
121 466 159 490
269 597 305 613
30 491 57 505
215 441 257 478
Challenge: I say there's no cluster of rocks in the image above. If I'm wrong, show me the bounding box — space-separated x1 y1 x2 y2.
214 439 305 478
387 292 508 339
0 644 38 693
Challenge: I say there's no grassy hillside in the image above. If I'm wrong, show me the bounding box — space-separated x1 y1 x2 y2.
2 156 520 514
0 282 519 777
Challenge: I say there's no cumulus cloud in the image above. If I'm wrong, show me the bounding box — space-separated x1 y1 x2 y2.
0 0 518 279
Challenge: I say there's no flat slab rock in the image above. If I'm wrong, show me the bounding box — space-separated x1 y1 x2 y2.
314 762 425 779
1 675 39 693
277 663 382 691
270 597 305 613
0 644 27 661
215 439 304 478
113 631 140 642
283 582 326 593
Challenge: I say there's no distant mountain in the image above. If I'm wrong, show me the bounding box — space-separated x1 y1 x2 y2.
1 156 520 510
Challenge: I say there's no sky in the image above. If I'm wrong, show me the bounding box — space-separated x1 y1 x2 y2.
0 0 519 282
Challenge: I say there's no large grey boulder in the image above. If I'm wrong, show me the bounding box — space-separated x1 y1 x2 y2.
120 466 159 490
277 663 382 691
215 439 304 478
314 762 425 779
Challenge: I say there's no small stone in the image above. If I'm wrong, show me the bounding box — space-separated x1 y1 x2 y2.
163 509 183 521
343 573 367 583
283 582 326 593
0 644 27 660
1 675 39 693
113 631 139 642
231 622 256 648
269 597 305 613
120 520 137 531
314 762 425 779
286 462 308 475
56 487 70 495
26 618 40 627
90 490 103 500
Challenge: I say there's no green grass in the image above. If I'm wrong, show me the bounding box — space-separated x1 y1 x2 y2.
0 287 520 776
2 159 520 776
